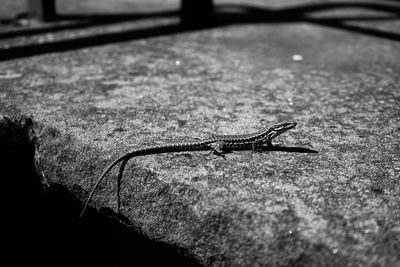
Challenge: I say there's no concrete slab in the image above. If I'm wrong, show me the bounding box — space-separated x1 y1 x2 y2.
1 1 400 266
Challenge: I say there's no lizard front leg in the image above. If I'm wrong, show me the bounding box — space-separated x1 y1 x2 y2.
251 141 265 152
251 138 275 152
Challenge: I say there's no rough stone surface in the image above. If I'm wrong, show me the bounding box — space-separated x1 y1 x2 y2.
1 1 400 266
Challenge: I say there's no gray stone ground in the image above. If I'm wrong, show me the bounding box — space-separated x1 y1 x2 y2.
1 0 400 266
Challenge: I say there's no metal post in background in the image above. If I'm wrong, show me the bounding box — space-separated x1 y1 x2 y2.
181 0 214 26
27 0 57 21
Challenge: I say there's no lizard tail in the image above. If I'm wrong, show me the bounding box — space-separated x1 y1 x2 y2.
79 154 127 218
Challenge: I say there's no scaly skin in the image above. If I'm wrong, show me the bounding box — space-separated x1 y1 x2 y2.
79 121 297 217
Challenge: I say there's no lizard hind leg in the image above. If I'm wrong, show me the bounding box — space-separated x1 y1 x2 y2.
210 141 227 160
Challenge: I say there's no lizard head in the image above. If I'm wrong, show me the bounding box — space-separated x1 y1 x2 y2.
268 121 297 139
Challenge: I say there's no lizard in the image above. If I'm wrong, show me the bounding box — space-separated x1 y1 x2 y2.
79 121 297 218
